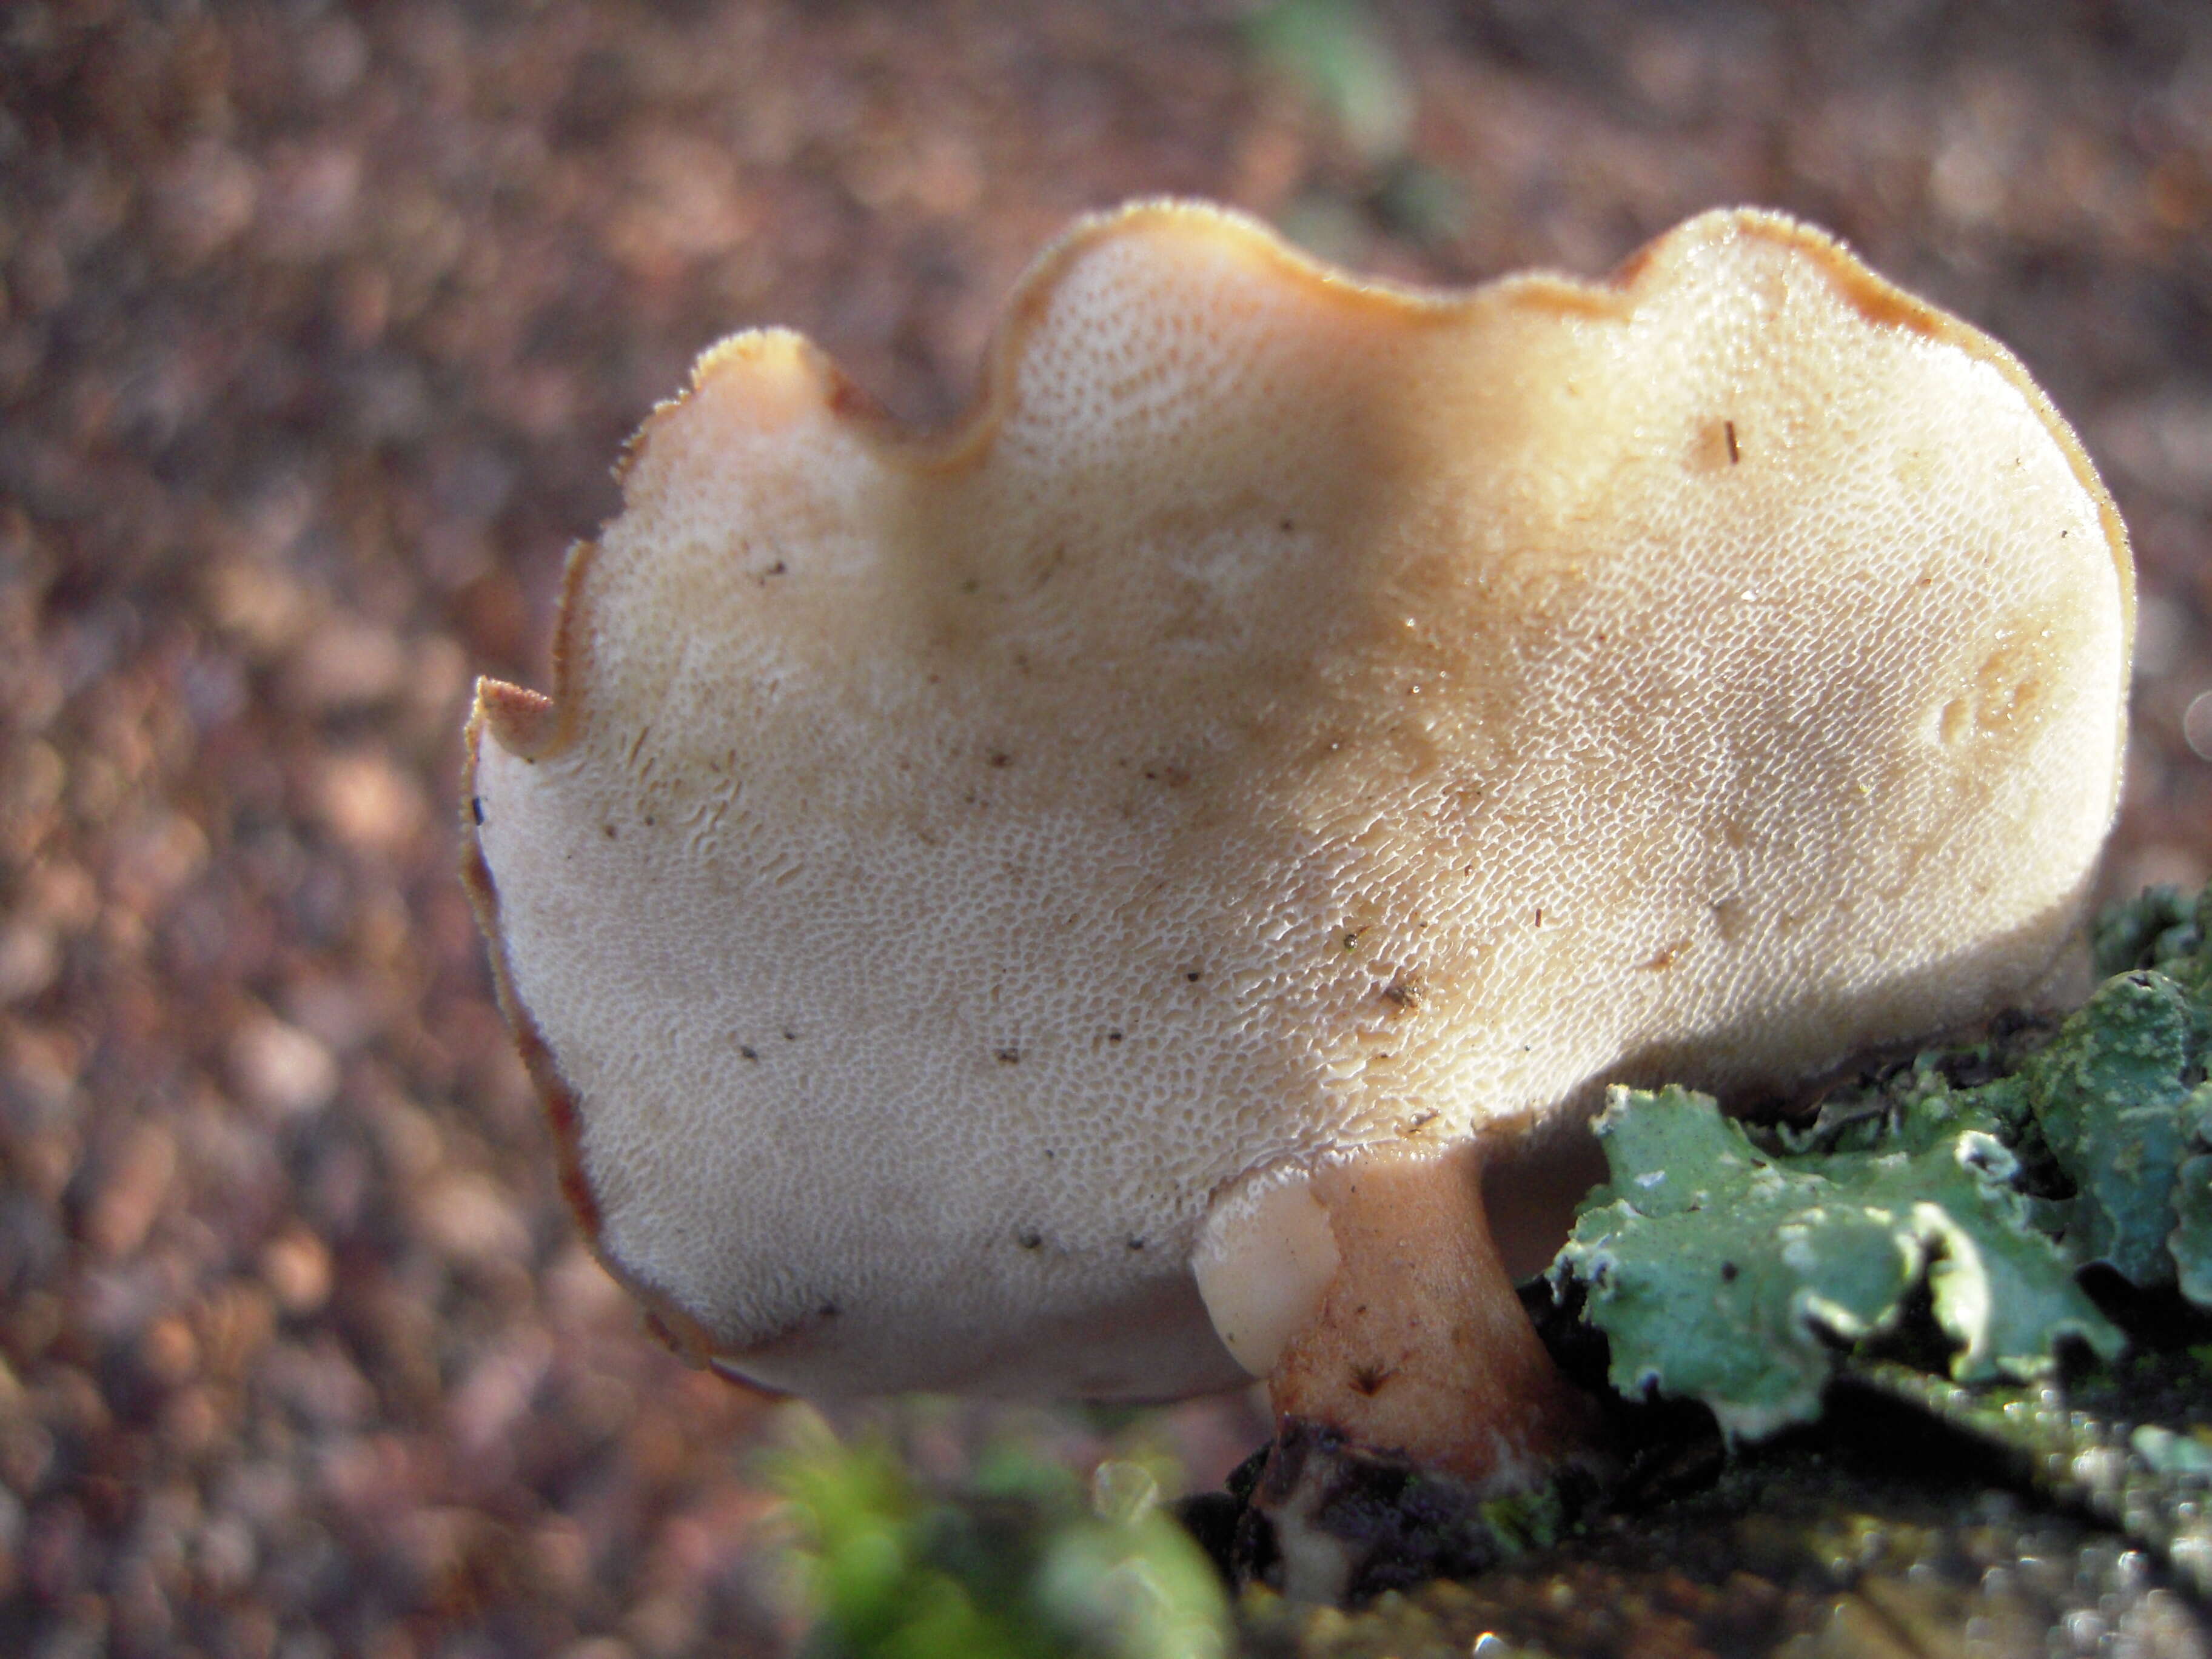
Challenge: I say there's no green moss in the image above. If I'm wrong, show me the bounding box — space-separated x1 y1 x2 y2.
769 1412 1232 1659
1473 1486 1569 1557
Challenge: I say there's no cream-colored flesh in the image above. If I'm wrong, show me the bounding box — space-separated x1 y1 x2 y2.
1192 1170 1342 1376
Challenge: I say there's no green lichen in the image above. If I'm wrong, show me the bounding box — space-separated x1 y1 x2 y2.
2089 882 2208 981
2045 883 2212 1296
2022 971 2197 1285
2171 1137 2212 1305
1551 1087 2120 1440
1550 883 2212 1439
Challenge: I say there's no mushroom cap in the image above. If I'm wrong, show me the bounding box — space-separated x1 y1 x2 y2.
464 203 2131 1402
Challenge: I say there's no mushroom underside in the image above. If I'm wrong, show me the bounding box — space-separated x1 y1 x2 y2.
463 201 2131 1504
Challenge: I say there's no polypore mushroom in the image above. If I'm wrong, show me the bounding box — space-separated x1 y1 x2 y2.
463 203 2130 1535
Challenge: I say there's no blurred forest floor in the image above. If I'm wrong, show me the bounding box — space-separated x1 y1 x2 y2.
4 2 2212 1655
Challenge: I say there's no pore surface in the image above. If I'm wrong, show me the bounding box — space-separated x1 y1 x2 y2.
467 204 2128 1399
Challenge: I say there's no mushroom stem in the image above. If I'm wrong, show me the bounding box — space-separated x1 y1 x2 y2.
1197 1139 1609 1598
1255 1140 1604 1492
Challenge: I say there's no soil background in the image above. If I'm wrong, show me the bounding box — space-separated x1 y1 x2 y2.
5 3 2212 1656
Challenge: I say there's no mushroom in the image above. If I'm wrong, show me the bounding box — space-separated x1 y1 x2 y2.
463 203 2130 1524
